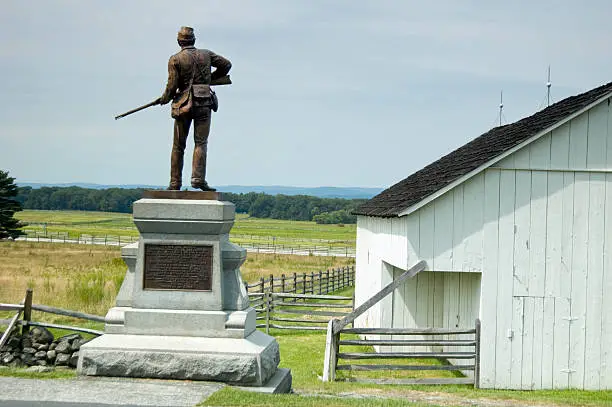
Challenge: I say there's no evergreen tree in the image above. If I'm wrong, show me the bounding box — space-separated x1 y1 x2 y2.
0 170 25 239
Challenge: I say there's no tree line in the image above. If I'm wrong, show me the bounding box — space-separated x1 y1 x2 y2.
15 186 365 224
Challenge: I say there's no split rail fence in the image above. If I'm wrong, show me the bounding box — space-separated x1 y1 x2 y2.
322 261 482 387
0 288 104 348
19 230 356 257
246 266 356 332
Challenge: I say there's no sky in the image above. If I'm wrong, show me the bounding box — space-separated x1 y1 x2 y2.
1 1 612 190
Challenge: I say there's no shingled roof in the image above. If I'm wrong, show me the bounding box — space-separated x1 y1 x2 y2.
354 81 612 218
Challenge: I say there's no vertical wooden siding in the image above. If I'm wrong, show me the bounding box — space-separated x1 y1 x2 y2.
354 99 612 389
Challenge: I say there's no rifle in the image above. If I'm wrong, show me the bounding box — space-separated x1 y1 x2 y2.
114 75 232 120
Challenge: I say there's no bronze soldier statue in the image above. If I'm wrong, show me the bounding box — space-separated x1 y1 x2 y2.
157 26 232 191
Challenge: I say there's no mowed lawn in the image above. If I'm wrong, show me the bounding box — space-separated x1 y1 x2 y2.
15 210 356 248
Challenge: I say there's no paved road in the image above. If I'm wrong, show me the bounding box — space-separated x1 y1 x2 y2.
0 377 222 407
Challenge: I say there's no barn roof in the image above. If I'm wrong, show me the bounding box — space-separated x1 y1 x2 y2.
353 81 612 218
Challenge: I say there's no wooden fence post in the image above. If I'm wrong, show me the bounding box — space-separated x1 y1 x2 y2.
281 274 286 302
259 277 265 296
318 271 322 294
325 269 330 294
265 292 271 335
310 272 314 294
322 319 339 382
22 288 33 335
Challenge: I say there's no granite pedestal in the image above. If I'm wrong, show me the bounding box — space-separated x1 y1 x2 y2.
77 193 291 392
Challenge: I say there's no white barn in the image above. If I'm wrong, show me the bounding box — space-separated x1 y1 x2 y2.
352 81 612 390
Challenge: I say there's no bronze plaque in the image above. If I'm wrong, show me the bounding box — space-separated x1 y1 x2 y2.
143 244 213 291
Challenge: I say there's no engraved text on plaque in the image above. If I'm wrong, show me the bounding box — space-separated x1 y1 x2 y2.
143 244 213 291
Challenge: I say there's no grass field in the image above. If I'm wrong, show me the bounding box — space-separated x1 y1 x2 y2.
0 241 353 317
15 210 356 249
1 242 610 406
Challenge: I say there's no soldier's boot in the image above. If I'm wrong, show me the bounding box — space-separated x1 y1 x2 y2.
168 150 184 190
191 138 215 191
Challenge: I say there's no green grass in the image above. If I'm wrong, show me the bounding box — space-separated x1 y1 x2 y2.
16 210 356 248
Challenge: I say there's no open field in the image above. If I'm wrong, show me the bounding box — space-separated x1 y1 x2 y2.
15 210 357 250
1 242 610 406
0 241 353 317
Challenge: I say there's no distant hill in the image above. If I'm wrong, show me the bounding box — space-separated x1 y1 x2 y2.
18 183 383 199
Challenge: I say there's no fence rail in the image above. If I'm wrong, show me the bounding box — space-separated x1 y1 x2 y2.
320 261 481 386
0 288 104 337
18 230 356 257
245 266 355 295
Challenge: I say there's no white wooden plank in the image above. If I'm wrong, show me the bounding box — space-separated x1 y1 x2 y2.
510 296 524 389
529 171 547 296
601 173 612 388
419 203 435 270
532 297 544 390
586 102 608 169
569 113 589 168
391 266 405 353
494 170 516 388
513 170 532 296
406 213 420 268
529 133 552 168
433 193 454 271
584 173 605 389
404 266 419 351
606 100 612 168
553 297 571 389
560 173 575 300
415 271 429 331
550 122 570 169
452 185 465 271
462 173 485 272
545 172 564 297
569 173 589 389
521 297 534 389
541 297 555 389
480 161 499 377
432 271 445 353
512 146 531 167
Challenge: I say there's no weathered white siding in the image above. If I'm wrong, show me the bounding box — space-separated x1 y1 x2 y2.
354 99 612 390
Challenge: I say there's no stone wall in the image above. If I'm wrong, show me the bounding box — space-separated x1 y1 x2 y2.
0 327 89 369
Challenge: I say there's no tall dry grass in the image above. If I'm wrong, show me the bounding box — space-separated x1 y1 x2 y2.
1 242 354 320
0 242 125 317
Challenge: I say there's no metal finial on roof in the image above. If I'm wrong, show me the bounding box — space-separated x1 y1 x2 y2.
499 90 504 126
547 65 552 106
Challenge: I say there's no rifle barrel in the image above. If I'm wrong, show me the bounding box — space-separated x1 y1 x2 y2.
115 100 159 120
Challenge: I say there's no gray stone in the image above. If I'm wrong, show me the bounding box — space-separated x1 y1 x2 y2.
0 345 10 352
36 343 49 351
35 359 48 366
121 308 255 338
233 368 293 394
26 365 54 373
49 343 57 351
47 350 56 361
115 242 137 308
22 347 36 355
20 353 35 366
56 333 82 343
70 339 84 352
21 337 32 348
7 336 21 348
78 331 280 386
2 353 14 364
69 352 79 367
34 351 47 359
55 353 70 366
55 341 71 354
30 326 54 344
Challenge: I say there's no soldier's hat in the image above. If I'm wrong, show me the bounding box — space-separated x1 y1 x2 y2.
177 26 195 41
